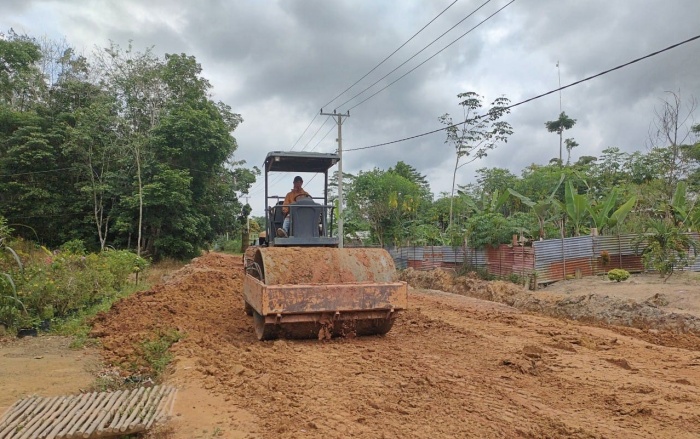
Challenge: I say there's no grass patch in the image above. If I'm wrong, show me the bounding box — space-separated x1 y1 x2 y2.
140 329 183 378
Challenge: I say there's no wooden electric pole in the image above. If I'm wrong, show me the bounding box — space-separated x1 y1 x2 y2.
320 109 350 248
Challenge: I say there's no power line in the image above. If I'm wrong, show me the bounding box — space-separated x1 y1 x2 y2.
320 0 460 110
347 0 514 111
345 33 700 153
309 123 337 152
335 0 500 111
0 167 77 177
301 116 332 150
246 116 334 196
289 113 319 151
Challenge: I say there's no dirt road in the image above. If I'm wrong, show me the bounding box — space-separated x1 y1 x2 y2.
87 253 700 438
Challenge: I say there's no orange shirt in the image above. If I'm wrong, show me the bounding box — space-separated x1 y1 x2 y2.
282 188 311 215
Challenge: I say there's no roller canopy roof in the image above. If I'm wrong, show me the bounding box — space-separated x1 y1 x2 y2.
264 151 340 173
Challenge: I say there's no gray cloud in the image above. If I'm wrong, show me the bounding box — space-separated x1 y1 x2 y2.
3 0 699 214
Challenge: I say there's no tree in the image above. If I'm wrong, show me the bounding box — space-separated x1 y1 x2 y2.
564 138 579 165
545 112 576 165
0 31 44 110
66 94 122 250
346 169 424 246
439 92 513 230
648 90 698 200
388 161 431 197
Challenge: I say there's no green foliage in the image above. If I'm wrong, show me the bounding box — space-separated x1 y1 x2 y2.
465 212 513 249
0 238 148 330
607 269 630 282
562 180 590 236
0 217 30 329
60 239 87 255
634 219 698 282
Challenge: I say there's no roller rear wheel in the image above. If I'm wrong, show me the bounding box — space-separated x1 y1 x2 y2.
253 311 278 341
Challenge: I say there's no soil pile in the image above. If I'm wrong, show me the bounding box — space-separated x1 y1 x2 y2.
400 268 700 339
90 252 245 373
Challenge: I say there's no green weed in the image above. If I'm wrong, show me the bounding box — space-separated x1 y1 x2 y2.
140 329 184 378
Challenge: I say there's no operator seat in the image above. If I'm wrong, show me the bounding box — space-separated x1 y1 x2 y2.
270 201 284 236
290 198 322 238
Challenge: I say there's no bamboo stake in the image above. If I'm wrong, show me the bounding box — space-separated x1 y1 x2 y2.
90 389 131 438
0 396 37 429
17 396 64 439
81 390 124 439
42 395 83 439
140 386 169 430
119 387 153 432
0 398 25 425
50 392 93 439
21 396 68 439
29 396 74 439
58 392 98 439
83 390 127 438
103 388 136 434
71 390 113 439
0 396 44 437
7 395 58 439
107 387 144 434
132 386 165 430
145 387 175 430
65 392 108 439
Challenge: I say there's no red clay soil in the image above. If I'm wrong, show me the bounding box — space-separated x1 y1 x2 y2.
90 252 700 439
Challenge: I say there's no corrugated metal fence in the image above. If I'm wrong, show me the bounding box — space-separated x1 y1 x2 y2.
386 233 700 287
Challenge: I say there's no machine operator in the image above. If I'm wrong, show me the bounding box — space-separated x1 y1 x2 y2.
276 175 310 237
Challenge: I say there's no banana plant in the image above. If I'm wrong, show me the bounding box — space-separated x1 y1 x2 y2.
586 188 637 233
588 188 618 232
458 188 511 215
562 180 590 236
670 181 698 229
508 173 565 239
608 195 637 229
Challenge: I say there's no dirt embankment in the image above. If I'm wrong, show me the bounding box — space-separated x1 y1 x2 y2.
88 253 700 439
399 268 700 344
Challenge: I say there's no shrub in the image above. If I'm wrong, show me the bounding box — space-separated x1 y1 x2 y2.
2 247 149 330
60 239 87 255
607 269 630 282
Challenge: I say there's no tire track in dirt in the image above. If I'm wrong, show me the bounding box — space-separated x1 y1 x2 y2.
90 253 700 439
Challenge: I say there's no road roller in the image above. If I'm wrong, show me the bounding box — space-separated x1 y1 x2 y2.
243 151 407 340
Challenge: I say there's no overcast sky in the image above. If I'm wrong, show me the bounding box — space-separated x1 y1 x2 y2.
3 0 700 216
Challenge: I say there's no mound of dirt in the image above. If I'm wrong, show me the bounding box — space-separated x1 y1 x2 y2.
400 268 700 339
399 267 524 302
90 252 245 374
398 267 455 292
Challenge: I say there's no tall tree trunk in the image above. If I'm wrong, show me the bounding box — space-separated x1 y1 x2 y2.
136 142 143 257
449 155 459 230
88 147 108 251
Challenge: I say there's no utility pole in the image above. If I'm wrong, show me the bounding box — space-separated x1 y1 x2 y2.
320 109 350 248
557 60 563 165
